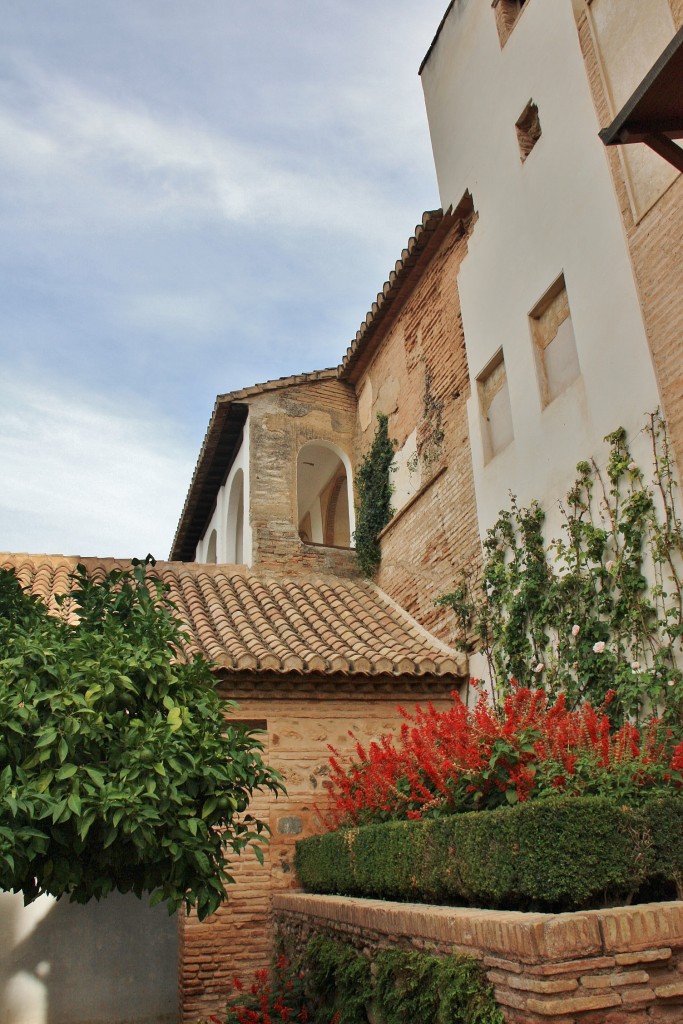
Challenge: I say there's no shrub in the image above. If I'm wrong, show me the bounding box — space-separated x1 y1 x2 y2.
0 559 284 919
324 686 683 828
299 936 503 1024
215 956 309 1024
295 795 683 911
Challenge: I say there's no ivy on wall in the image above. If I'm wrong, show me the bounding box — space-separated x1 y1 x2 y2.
354 413 396 577
304 935 504 1024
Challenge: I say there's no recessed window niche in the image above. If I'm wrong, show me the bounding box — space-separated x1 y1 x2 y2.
477 350 514 463
516 100 542 162
493 0 527 47
530 274 580 407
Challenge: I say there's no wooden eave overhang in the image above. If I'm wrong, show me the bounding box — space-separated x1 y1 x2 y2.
170 369 338 562
599 25 683 174
170 401 248 562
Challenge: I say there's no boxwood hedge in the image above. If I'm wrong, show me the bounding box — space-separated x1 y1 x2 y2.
295 795 683 911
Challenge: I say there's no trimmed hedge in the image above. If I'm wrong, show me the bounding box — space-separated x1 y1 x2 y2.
295 795 683 911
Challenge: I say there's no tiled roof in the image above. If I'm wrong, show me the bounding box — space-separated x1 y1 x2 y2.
1 555 465 680
170 368 339 562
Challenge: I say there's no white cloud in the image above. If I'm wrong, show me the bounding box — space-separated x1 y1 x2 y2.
0 376 194 559
0 64 404 239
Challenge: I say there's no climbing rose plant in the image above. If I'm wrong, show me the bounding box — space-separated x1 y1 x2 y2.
0 558 284 919
323 685 683 827
439 414 683 724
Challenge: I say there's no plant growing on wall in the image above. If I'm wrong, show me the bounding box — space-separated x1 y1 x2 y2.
353 413 396 577
438 414 683 723
0 558 284 920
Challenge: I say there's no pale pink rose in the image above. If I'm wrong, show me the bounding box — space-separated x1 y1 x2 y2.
668 680 676 687
631 661 640 672
628 462 637 472
534 663 544 673
605 560 614 571
593 641 606 654
571 624 580 637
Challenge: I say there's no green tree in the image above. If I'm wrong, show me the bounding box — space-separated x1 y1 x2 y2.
0 558 284 920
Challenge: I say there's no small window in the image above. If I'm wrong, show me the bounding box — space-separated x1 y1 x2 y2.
530 275 580 407
516 101 541 162
206 529 217 564
477 351 514 462
493 0 527 47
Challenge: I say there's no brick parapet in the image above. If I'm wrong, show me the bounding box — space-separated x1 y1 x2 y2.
273 894 683 1023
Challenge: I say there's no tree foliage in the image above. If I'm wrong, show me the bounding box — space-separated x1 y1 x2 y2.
0 558 284 920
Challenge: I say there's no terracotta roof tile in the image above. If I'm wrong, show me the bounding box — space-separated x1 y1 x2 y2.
0 555 465 681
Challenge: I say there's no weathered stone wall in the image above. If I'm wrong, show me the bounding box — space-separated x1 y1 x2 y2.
274 893 683 1023
248 378 358 576
576 2 683 471
176 679 458 1023
353 221 482 647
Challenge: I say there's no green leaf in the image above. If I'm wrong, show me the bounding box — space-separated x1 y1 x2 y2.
56 764 78 780
67 793 82 816
201 797 217 819
85 767 105 788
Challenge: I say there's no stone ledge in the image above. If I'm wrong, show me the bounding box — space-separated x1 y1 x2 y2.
274 895 683 1022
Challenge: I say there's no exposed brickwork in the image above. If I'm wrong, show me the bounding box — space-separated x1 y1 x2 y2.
177 685 457 1023
352 218 482 646
273 894 683 1024
247 378 358 575
576 4 683 469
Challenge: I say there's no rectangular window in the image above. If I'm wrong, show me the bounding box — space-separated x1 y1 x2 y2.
530 275 580 407
477 350 514 462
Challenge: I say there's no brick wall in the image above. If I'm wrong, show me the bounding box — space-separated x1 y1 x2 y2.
576 3 683 470
247 379 358 575
353 220 482 647
274 893 683 1023
176 678 458 1023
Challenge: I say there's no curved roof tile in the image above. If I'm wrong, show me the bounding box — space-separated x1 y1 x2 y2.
0 555 465 681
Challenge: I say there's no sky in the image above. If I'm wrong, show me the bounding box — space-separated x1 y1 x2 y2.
0 1 448 559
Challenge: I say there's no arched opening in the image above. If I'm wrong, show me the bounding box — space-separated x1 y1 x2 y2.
206 529 217 564
297 442 353 547
226 469 245 564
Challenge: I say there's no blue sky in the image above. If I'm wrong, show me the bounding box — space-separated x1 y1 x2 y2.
1 1 447 558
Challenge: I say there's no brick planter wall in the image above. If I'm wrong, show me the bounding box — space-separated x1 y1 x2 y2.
273 893 683 1023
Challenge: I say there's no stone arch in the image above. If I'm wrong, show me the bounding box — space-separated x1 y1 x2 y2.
297 441 355 547
206 529 217 564
226 469 245 564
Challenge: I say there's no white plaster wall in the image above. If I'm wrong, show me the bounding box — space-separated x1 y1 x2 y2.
195 422 252 565
0 891 177 1024
421 0 662 537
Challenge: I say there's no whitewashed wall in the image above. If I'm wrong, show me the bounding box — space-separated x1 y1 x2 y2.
195 421 252 565
421 0 662 539
0 892 177 1024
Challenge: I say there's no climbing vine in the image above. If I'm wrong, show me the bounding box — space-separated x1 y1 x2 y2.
354 413 396 577
303 935 503 1024
439 414 683 724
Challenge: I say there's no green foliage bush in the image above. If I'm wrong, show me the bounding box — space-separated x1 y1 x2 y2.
354 413 396 577
0 559 284 919
295 795 683 911
303 935 503 1024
